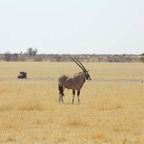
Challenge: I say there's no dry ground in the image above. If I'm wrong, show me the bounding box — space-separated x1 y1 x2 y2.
0 62 144 144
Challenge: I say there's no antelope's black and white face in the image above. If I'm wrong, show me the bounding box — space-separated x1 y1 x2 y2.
84 70 91 81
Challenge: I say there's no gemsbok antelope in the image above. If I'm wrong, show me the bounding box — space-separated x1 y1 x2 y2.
58 57 91 104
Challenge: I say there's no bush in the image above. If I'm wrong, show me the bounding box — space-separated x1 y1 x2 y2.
141 53 144 56
34 57 43 62
140 57 144 63
4 52 12 61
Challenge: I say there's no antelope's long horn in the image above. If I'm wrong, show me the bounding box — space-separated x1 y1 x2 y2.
71 57 86 71
74 58 87 71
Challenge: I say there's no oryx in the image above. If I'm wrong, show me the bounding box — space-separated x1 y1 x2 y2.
58 57 91 104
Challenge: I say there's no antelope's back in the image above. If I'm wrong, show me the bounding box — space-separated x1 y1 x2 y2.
58 74 69 85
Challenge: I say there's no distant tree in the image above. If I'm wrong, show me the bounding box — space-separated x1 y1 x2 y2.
54 55 62 61
27 48 38 56
141 53 144 56
140 56 144 63
12 53 18 61
27 48 33 55
4 52 12 61
32 49 37 56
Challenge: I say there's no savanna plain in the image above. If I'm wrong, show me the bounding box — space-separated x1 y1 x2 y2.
0 62 144 144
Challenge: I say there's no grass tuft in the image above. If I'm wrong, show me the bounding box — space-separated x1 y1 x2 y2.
17 102 44 111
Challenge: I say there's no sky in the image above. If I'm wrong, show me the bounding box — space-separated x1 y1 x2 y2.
0 0 144 54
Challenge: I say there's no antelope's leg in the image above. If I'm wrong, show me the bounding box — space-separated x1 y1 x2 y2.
58 85 61 103
59 94 64 103
59 93 63 103
61 95 64 103
72 89 75 104
59 94 62 103
77 90 80 103
58 85 64 103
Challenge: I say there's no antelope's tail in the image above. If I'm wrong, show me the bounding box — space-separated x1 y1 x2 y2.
58 84 64 96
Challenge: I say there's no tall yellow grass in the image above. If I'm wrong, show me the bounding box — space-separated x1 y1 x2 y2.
0 62 144 144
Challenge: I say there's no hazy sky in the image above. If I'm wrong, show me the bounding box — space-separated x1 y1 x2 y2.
0 0 144 54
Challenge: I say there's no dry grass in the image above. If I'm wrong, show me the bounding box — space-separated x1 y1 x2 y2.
0 62 144 144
